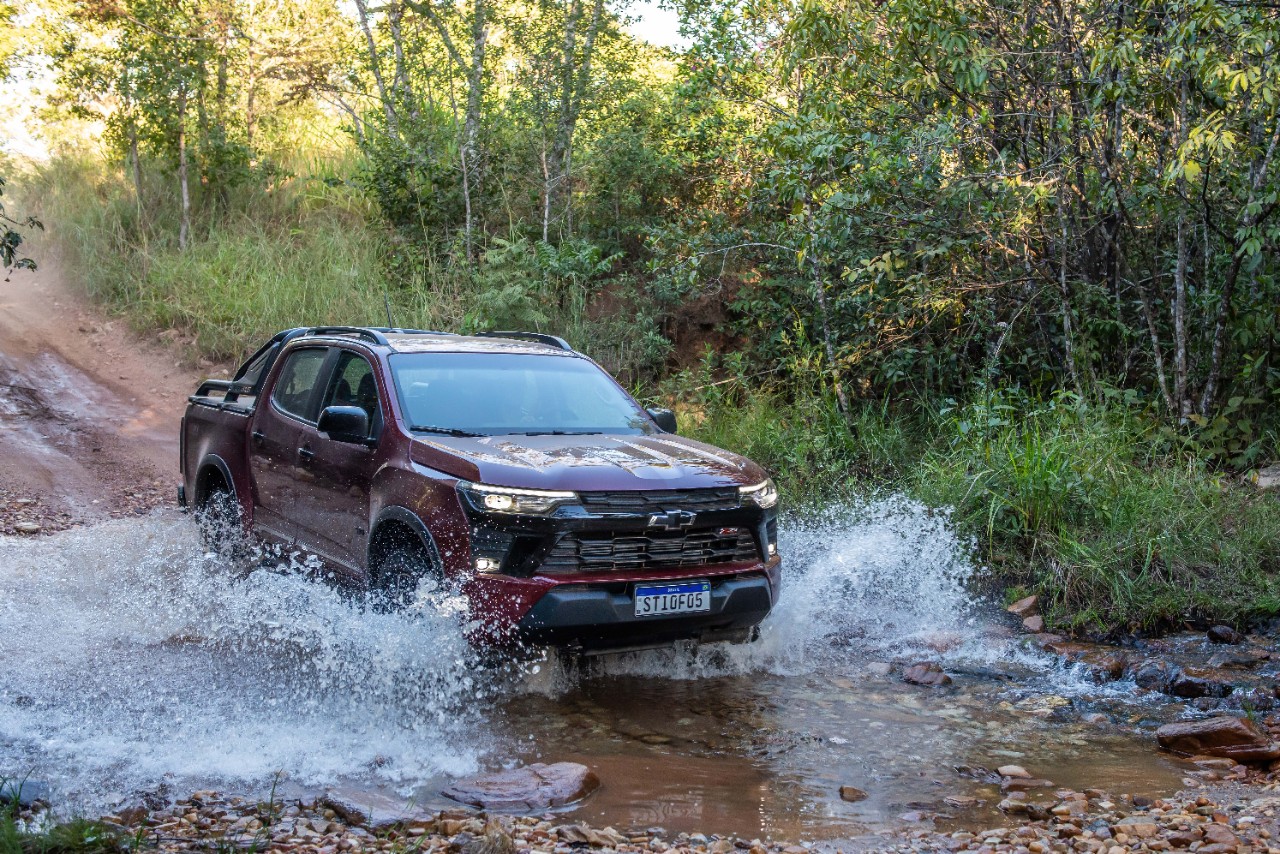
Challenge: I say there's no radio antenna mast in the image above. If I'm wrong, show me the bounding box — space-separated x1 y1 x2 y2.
383 291 395 328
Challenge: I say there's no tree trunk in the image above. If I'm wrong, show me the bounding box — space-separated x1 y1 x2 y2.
804 199 848 415
177 88 191 251
129 120 143 218
460 0 488 261
1172 78 1190 421
545 0 605 240
354 0 401 140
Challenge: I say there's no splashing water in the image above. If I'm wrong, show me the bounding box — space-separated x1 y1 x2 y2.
0 516 486 807
0 497 1181 834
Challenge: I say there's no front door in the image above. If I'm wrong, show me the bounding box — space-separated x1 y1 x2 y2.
292 349 385 574
247 346 330 545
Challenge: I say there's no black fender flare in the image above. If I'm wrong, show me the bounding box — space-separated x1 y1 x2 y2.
368 505 445 577
195 455 237 508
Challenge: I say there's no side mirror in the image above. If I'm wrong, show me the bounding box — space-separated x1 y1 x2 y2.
646 407 678 434
318 405 370 444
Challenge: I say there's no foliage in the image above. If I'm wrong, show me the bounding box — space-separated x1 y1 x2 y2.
0 176 41 277
674 378 1280 633
1 783 120 854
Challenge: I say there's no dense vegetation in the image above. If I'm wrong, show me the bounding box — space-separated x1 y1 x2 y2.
6 0 1280 632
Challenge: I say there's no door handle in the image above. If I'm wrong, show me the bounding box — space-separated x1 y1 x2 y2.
251 430 265 444
297 446 315 461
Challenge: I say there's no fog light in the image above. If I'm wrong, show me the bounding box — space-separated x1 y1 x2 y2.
767 543 777 557
475 557 500 572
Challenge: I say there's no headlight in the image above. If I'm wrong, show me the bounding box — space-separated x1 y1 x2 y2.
457 481 579 515
740 478 779 509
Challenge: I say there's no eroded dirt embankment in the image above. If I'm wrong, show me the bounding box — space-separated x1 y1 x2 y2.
0 261 209 533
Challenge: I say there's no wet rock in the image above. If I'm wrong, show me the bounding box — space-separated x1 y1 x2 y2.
1156 716 1280 763
321 788 433 831
865 662 892 677
1007 595 1039 619
1133 659 1174 691
1022 615 1045 633
943 795 978 809
1167 668 1233 699
1088 653 1128 682
996 797 1025 814
902 662 952 687
997 765 1031 779
1206 625 1243 645
838 786 867 802
13 521 41 534
1000 777 1054 792
0 779 50 808
442 762 600 810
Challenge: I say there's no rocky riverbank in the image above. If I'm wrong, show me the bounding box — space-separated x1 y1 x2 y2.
11 777 1280 854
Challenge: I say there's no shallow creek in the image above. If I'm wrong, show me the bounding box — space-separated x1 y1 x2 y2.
0 499 1189 841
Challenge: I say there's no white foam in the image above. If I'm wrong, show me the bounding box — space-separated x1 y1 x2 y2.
0 515 484 810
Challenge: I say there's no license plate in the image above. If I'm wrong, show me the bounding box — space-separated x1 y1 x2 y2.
634 580 712 617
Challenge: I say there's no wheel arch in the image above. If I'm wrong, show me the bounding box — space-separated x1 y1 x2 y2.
194 455 237 508
367 506 445 578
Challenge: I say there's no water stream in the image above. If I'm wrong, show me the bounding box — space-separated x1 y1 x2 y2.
0 498 1187 841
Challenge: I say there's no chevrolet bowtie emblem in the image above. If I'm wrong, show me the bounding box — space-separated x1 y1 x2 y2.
647 510 697 530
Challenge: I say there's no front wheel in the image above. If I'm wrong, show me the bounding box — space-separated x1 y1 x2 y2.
368 528 444 612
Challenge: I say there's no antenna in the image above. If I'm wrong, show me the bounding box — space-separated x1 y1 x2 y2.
383 291 395 328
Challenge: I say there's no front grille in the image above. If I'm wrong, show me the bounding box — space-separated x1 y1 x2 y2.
539 527 759 574
577 487 741 515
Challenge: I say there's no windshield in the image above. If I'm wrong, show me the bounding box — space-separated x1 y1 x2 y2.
389 353 652 436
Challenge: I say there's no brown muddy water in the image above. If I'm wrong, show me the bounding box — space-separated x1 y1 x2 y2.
0 503 1189 842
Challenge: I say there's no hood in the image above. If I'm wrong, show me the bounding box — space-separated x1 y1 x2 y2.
408 432 767 491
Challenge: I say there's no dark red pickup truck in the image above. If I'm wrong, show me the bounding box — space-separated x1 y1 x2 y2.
179 326 782 653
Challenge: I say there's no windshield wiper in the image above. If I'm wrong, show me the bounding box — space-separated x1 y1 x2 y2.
410 425 483 437
509 430 605 436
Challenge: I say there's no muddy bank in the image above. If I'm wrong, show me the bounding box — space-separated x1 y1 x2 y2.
0 262 208 532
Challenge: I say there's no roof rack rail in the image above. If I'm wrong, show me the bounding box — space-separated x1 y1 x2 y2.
306 326 390 345
374 327 456 336
474 330 574 351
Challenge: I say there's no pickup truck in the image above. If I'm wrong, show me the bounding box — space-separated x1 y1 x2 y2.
179 326 782 653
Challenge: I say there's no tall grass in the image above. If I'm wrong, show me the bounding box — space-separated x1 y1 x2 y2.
21 153 403 363
678 379 1280 634
20 152 668 378
914 393 1280 632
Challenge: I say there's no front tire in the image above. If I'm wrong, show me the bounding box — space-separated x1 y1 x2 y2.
368 526 442 611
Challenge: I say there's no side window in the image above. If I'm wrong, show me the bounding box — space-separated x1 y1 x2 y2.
271 348 329 421
321 352 381 433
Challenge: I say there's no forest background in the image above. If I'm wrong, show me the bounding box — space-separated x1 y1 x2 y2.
2 0 1279 633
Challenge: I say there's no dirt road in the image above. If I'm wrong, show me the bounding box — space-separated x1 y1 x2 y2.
0 259 214 533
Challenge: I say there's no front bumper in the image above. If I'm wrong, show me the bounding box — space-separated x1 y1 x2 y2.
515 570 775 651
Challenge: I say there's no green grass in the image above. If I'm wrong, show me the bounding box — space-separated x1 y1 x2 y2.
18 154 668 379
21 154 399 364
912 393 1280 633
680 383 1280 635
1 791 121 854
